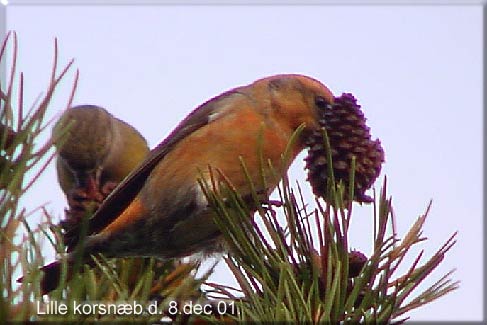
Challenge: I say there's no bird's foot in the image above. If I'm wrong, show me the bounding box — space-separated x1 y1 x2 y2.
100 181 119 198
68 186 104 206
61 187 102 243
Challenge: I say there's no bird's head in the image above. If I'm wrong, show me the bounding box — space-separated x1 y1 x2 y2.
252 74 334 141
52 105 115 171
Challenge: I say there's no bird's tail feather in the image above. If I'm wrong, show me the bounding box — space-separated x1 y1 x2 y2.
39 260 65 294
17 260 73 295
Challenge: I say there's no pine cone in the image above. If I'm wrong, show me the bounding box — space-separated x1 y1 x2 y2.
60 186 106 247
304 93 384 204
60 179 120 248
348 250 367 278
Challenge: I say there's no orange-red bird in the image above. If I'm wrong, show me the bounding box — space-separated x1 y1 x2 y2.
31 74 335 293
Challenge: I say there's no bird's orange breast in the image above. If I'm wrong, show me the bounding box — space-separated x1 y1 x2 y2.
144 105 301 207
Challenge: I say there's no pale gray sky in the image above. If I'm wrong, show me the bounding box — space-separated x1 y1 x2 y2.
2 2 483 321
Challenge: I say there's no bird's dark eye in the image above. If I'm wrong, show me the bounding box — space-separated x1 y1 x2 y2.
315 96 329 109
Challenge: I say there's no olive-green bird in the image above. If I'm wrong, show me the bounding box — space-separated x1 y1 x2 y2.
51 105 175 295
52 104 150 237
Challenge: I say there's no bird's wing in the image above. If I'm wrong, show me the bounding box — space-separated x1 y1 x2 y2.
64 88 248 249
